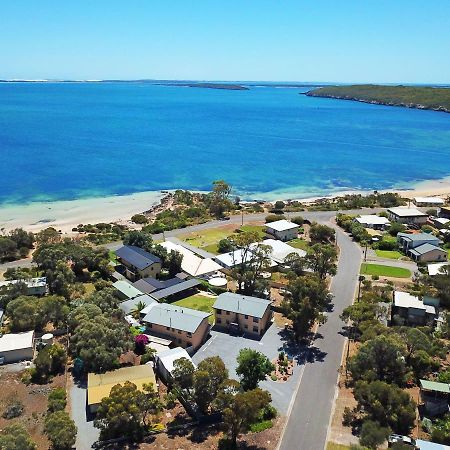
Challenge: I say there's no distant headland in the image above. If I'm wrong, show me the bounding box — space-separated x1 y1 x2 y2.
305 84 450 113
161 82 249 90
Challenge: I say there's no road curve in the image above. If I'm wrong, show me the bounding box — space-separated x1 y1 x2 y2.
278 220 362 450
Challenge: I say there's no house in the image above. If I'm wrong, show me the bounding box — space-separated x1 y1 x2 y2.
387 207 428 225
0 331 34 364
0 277 47 296
215 248 277 270
160 241 222 278
431 217 450 229
132 277 183 295
416 439 450 450
142 303 211 350
119 294 157 317
87 365 156 413
428 262 449 276
392 291 438 326
258 239 306 265
213 292 272 337
408 243 447 263
265 220 299 241
413 197 445 207
155 347 195 383
354 215 390 230
397 233 446 262
112 280 143 300
115 245 162 281
149 278 202 301
419 379 450 417
439 206 450 219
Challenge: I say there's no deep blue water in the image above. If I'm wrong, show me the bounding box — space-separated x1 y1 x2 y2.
0 82 449 204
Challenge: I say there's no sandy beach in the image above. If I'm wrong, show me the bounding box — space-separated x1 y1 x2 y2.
1 177 449 234
0 191 165 234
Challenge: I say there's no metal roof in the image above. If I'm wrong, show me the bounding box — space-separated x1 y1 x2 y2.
213 292 271 319
388 207 428 217
150 278 201 300
398 232 441 243
266 219 299 232
116 245 161 270
119 294 157 315
416 439 450 450
87 365 156 406
0 331 34 353
133 277 183 294
428 262 450 276
112 280 143 299
409 243 446 256
142 303 210 333
157 347 195 373
420 379 450 394
356 215 390 225
414 197 444 204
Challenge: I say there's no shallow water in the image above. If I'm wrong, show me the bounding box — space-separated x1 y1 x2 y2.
0 82 449 204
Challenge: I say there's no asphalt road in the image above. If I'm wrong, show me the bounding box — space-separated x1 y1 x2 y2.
278 221 362 450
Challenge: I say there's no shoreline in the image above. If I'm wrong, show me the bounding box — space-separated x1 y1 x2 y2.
1 177 449 234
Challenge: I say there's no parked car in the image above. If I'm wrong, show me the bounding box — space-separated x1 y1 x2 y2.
388 434 417 448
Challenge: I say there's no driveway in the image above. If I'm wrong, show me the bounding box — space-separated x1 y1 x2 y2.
69 377 99 449
192 325 305 415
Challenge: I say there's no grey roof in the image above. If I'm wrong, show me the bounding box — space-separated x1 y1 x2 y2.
120 294 157 315
142 303 210 333
133 277 183 295
398 232 441 243
112 280 143 299
213 292 271 319
409 243 446 256
116 245 161 270
388 207 428 217
151 278 201 300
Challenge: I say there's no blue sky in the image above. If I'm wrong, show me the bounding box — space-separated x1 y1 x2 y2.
1 0 449 83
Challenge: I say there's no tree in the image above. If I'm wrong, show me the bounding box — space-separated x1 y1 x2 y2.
309 223 335 244
71 315 132 373
282 273 330 341
0 237 18 262
172 357 195 390
274 200 285 210
388 222 406 237
354 380 416 434
94 382 160 440
41 295 70 328
34 346 53 382
131 300 147 320
348 335 407 384
48 388 67 413
212 180 231 202
9 228 34 250
0 423 36 450
359 420 390 449
123 230 153 252
284 252 306 276
167 250 183 277
193 356 228 414
305 243 337 279
291 215 304 225
135 334 149 354
35 227 61 246
67 303 102 332
44 411 77 450
236 348 274 391
48 343 68 374
6 295 44 331
228 231 272 297
265 214 285 223
218 238 234 254
222 388 272 448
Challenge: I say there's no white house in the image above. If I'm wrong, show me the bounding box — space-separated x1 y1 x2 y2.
0 277 47 296
155 347 195 383
0 331 34 364
387 207 428 225
392 291 438 326
413 197 445 207
355 215 390 230
265 220 299 241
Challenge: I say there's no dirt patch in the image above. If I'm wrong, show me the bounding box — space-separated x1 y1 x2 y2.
0 368 65 450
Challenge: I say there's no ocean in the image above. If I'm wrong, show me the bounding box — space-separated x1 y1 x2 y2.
0 82 449 205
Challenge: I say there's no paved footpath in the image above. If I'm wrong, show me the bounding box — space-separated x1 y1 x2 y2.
278 222 363 450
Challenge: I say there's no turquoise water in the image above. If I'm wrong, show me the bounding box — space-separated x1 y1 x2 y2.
0 82 449 205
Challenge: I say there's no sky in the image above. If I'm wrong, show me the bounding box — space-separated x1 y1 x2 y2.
1 0 449 83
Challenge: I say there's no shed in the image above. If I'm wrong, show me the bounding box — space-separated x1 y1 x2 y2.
112 280 143 300
155 347 195 383
0 331 34 364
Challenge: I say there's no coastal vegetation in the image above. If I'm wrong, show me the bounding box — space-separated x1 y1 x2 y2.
306 84 450 113
309 192 406 211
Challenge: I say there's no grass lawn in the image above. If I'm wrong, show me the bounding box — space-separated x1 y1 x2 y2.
326 444 351 450
375 249 403 259
360 263 411 278
180 227 235 254
172 294 216 324
239 224 266 239
109 250 117 264
288 238 310 251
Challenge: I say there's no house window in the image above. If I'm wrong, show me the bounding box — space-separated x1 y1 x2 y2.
178 330 181 334
244 315 248 319
226 311 230 315
253 317 259 323
166 326 170 331
217 318 222 324
216 309 222 314
253 326 258 333
187 332 192 338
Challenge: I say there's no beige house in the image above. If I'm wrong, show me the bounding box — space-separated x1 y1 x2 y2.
0 331 34 364
265 219 299 242
116 245 162 281
387 207 428 225
213 292 272 337
142 303 211 350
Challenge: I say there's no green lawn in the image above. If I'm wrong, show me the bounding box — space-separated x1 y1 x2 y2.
179 227 235 254
239 224 266 239
108 250 117 264
375 249 403 259
326 444 351 450
288 238 310 251
172 294 216 324
360 263 411 278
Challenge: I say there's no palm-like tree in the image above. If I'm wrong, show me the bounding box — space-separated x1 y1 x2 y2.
131 300 147 319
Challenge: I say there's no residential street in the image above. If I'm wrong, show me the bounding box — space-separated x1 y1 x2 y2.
278 221 363 450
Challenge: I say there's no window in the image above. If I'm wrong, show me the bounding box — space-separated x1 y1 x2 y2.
253 317 259 323
244 315 248 319
226 311 230 315
217 318 222 324
216 309 222 314
178 330 181 334
187 332 192 338
253 326 258 333
166 326 170 331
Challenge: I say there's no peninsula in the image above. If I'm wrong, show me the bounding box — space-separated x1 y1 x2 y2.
305 84 450 113
163 82 249 90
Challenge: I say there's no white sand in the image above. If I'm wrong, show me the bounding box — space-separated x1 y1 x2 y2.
0 191 165 233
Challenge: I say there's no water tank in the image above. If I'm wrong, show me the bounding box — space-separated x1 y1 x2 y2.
41 333 54 346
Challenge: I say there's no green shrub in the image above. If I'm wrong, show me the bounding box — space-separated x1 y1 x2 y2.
249 420 273 433
131 214 148 224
